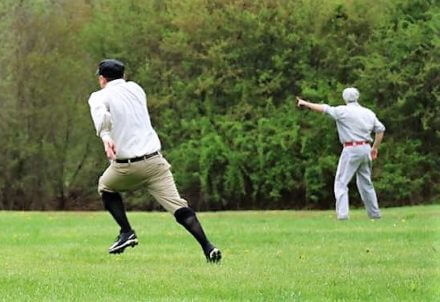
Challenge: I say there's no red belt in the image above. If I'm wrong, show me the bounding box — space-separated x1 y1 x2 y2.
344 141 369 147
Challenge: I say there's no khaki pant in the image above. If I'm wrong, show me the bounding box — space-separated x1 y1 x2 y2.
98 153 188 214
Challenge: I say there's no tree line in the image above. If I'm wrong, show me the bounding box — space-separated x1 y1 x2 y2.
0 0 438 210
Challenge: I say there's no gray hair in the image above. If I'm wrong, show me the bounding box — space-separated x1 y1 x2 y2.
342 87 360 103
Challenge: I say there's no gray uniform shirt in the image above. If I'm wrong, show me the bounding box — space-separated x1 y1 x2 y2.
322 102 385 144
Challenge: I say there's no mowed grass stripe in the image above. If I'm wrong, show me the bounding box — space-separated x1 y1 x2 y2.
0 205 438 301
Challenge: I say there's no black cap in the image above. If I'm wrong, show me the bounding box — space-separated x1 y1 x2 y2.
96 59 125 79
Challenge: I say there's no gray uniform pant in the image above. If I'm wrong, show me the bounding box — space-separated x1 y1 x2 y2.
334 144 381 219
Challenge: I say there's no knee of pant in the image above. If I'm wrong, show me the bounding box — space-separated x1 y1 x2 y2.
98 176 114 195
101 191 121 208
98 181 106 195
334 188 349 199
334 181 348 192
334 179 346 187
174 207 195 224
98 187 114 196
335 192 346 200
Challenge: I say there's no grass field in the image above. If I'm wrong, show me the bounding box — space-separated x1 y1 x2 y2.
0 205 439 301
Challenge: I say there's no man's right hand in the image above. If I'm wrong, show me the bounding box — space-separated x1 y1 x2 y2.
371 147 378 160
102 137 117 160
371 132 384 161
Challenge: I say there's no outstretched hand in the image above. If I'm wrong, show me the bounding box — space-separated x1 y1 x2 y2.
296 96 306 108
103 137 117 160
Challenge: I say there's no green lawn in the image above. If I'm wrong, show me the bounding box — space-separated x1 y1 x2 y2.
0 205 438 301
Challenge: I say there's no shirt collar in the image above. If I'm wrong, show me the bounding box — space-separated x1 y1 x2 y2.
105 79 125 87
347 102 360 107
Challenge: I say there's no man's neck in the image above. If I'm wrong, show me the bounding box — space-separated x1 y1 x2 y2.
104 78 125 88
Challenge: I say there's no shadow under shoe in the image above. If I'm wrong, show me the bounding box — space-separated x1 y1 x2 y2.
108 230 138 254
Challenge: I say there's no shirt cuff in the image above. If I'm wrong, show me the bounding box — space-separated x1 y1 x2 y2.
100 132 111 142
322 104 330 114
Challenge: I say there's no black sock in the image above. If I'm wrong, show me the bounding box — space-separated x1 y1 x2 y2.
174 207 213 254
101 191 132 233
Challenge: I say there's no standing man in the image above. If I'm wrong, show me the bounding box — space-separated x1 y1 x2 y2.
296 88 385 220
88 59 221 262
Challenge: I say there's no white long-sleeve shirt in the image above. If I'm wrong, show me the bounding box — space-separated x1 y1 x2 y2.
88 79 161 159
323 102 385 144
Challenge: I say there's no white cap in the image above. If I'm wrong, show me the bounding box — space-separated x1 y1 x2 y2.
342 87 360 103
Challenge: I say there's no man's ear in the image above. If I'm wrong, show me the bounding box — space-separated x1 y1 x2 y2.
99 75 107 88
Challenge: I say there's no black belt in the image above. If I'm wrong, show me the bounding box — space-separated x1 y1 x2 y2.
115 151 159 163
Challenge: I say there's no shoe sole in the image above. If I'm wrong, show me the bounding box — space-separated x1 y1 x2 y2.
207 248 222 263
109 239 138 254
